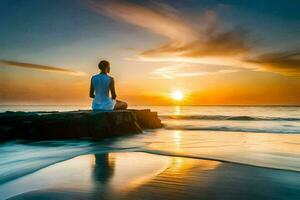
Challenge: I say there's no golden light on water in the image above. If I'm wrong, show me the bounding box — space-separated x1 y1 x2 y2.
171 90 184 101
173 130 182 151
174 106 181 115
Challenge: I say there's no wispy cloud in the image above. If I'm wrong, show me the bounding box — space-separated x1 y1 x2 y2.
90 0 300 76
140 12 249 60
245 50 300 76
0 60 87 76
92 1 248 64
150 63 238 79
90 0 195 42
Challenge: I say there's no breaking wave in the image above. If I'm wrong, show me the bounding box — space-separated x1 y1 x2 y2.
165 125 300 134
160 115 300 121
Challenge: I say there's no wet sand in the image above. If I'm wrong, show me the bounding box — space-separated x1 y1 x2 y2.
2 152 300 200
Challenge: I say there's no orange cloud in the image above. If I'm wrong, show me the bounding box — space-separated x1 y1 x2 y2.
0 60 87 76
91 1 248 64
245 50 300 76
90 0 195 41
149 63 238 79
90 0 299 77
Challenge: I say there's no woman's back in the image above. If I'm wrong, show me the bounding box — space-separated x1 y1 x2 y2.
91 73 115 110
90 60 127 110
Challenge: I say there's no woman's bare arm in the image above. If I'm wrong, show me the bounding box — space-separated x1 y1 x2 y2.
110 77 117 100
89 78 95 98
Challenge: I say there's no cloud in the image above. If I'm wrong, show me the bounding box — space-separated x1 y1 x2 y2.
245 50 300 76
91 1 249 64
90 0 195 41
141 14 249 59
90 0 299 76
149 63 238 79
0 60 87 76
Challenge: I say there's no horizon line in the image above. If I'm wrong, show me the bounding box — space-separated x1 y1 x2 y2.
1 104 300 107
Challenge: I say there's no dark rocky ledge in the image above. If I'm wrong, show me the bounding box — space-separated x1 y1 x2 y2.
0 109 162 141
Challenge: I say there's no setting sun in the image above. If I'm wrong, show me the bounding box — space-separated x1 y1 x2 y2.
171 90 184 101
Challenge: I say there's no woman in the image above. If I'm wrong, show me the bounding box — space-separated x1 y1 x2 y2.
89 60 127 110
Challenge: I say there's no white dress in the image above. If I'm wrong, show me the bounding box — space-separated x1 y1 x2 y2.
91 73 116 110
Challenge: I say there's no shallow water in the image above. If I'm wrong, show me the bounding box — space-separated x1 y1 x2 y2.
0 105 300 198
2 152 300 200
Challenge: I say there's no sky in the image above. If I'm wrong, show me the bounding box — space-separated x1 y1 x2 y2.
0 0 300 105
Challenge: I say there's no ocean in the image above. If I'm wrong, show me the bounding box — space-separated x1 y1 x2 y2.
0 105 300 199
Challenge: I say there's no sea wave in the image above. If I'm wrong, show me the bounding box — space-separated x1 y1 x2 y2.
1 139 299 186
0 140 138 184
165 124 300 134
137 149 300 172
160 115 300 121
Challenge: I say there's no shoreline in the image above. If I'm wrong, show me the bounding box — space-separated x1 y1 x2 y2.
1 106 299 199
2 152 300 200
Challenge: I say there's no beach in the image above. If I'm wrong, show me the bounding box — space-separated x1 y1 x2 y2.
0 106 300 199
2 152 300 200
2 0 300 199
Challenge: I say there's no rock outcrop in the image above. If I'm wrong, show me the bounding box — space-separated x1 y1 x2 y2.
0 109 162 141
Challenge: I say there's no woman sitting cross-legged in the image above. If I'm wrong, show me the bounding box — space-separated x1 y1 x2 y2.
89 60 127 110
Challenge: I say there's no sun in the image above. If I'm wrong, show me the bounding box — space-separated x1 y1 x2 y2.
171 90 184 101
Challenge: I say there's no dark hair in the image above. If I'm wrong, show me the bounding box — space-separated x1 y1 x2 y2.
98 60 110 71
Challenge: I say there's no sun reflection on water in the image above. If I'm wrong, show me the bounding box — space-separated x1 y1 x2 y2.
173 130 182 151
174 105 181 115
